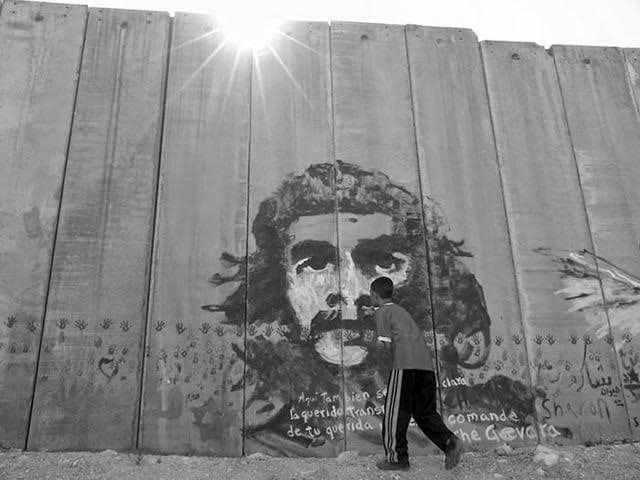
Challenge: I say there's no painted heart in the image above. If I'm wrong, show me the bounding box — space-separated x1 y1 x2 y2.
98 357 119 382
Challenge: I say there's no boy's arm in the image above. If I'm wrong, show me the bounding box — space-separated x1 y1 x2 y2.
374 308 393 348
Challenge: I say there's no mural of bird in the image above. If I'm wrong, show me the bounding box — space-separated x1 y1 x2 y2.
539 248 640 346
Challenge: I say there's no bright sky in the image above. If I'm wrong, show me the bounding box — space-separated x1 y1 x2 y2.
58 0 640 48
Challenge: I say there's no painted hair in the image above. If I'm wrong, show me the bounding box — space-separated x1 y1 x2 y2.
203 161 436 319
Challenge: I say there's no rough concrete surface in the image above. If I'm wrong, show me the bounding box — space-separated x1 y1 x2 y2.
4 0 640 460
1 443 640 479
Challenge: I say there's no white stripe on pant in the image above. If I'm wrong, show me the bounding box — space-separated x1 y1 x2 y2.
384 369 404 462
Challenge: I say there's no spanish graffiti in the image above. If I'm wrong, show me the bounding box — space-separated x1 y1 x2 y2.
448 407 561 444
442 374 543 425
287 388 385 442
200 161 539 452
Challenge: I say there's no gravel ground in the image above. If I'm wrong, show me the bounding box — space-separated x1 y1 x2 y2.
1 443 639 480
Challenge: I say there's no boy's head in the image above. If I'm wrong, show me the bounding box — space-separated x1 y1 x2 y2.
370 276 394 307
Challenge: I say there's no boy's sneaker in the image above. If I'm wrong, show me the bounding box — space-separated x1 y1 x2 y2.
376 458 410 470
444 436 464 470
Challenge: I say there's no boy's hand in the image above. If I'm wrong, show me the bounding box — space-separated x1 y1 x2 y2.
361 306 376 317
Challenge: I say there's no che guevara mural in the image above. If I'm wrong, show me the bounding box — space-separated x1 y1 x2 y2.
200 161 541 454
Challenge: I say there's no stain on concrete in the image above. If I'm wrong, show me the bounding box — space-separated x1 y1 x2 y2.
22 206 42 238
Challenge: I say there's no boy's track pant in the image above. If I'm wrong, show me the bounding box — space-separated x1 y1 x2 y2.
382 369 454 462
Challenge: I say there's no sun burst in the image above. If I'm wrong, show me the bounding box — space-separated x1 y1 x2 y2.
218 14 281 52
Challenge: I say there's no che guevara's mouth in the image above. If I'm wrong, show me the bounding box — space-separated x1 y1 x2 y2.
308 310 375 367
309 310 371 342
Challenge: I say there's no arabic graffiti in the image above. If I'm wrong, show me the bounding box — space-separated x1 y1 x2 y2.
619 349 640 402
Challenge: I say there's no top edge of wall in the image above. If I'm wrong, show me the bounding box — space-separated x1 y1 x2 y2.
481 39 546 50
2 0 165 16
1 0 87 13
329 20 404 29
549 43 624 52
88 5 169 16
6 0 640 50
407 25 478 42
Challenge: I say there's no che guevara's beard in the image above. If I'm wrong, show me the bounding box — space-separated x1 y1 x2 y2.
307 310 375 367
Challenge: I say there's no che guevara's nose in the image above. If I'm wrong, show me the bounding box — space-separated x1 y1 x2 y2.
339 251 368 320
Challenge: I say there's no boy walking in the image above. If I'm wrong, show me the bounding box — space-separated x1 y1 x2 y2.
369 276 464 471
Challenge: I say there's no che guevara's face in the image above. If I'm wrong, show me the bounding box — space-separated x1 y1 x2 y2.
284 213 412 367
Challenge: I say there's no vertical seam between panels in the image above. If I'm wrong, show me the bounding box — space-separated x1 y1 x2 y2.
135 14 173 451
25 7 90 450
328 21 348 454
552 46 634 438
241 50 254 457
404 25 443 414
478 41 539 441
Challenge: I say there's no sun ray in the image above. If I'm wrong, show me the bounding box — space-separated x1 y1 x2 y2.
127 28 222 79
267 45 313 108
171 27 221 54
216 48 244 118
276 30 323 56
167 39 229 105
252 52 268 117
226 48 243 95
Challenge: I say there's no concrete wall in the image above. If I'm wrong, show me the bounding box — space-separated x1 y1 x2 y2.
1 0 639 456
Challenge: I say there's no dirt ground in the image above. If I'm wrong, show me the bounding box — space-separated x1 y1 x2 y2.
1 442 639 480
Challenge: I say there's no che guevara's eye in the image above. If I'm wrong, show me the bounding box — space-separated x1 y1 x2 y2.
375 252 408 275
296 256 332 274
350 239 410 277
291 240 337 274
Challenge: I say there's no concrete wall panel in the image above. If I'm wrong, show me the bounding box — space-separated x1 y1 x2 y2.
139 13 251 456
330 22 435 454
243 21 341 456
554 44 640 439
1 0 640 455
482 41 630 443
625 48 640 107
28 7 169 450
0 1 86 448
624 47 640 436
407 26 535 448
